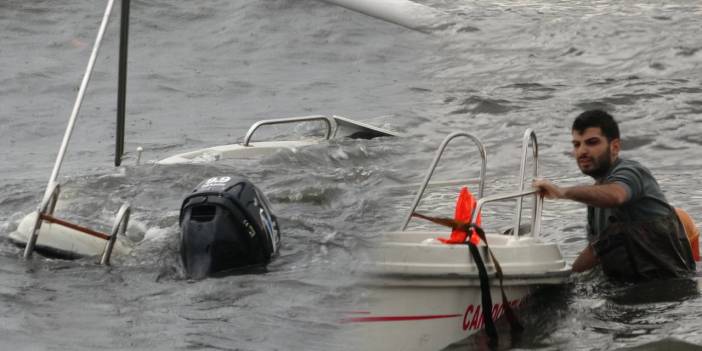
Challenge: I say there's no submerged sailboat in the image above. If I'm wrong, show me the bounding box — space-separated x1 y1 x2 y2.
344 130 571 350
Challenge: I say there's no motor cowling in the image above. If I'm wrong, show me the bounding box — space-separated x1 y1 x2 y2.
179 176 280 279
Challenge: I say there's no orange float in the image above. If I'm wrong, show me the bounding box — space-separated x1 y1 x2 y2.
675 208 700 262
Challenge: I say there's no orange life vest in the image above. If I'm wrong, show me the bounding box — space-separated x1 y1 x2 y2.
437 187 482 245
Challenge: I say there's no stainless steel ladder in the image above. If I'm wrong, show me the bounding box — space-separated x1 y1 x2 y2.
400 129 542 237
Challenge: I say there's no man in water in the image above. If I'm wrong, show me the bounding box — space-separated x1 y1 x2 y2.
533 110 696 281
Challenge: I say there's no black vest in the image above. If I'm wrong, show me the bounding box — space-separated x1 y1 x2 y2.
590 208 696 282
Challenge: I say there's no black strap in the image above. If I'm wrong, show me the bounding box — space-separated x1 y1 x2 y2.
411 212 525 346
467 241 498 346
469 224 524 333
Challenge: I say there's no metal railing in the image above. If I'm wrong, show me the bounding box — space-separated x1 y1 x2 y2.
101 204 130 265
242 115 337 146
472 189 543 238
400 129 543 237
401 132 487 230
23 179 130 265
24 182 61 259
511 129 539 237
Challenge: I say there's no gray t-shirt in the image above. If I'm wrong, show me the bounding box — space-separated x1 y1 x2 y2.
587 158 673 241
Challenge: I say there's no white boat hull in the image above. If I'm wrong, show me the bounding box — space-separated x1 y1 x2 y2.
347 284 530 351
8 211 131 259
342 231 571 351
156 115 399 165
157 140 317 165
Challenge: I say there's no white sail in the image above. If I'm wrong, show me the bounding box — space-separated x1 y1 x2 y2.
319 0 446 31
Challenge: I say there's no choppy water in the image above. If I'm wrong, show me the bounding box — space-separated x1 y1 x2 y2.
1 0 702 350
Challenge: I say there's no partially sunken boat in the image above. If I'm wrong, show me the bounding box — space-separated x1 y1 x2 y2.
157 115 398 165
9 0 411 262
344 130 571 350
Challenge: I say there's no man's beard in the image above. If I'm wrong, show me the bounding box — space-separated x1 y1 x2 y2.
579 149 613 179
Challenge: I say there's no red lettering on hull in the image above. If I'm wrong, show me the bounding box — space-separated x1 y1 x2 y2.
461 299 522 331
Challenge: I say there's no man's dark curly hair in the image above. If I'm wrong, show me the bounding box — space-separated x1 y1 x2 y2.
572 110 620 141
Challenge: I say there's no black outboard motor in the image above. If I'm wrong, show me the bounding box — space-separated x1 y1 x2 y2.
179 176 280 279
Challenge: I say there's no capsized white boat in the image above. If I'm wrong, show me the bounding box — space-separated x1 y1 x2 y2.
156 114 399 165
9 209 132 260
10 0 136 264
343 130 571 351
11 0 424 263
11 0 416 263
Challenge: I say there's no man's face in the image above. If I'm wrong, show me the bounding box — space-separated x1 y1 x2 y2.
571 127 619 178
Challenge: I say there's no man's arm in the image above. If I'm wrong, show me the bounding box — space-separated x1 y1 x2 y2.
572 244 599 272
533 178 629 208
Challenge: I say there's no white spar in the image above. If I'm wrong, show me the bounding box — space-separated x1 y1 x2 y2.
318 0 446 31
